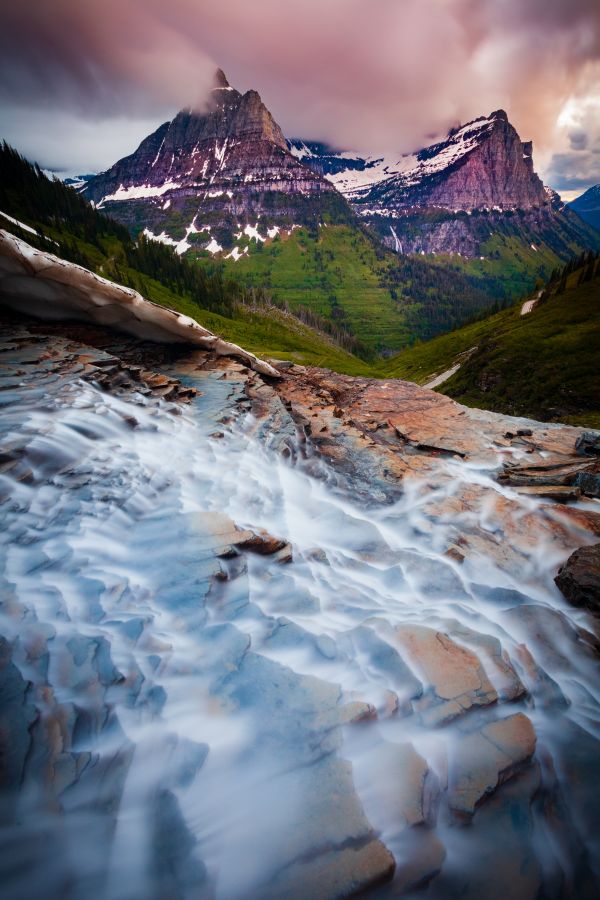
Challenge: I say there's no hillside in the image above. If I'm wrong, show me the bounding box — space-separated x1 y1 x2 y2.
0 142 368 372
569 185 600 231
221 222 498 353
291 112 600 299
380 256 600 427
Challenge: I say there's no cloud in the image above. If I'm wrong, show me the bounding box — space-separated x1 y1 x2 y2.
1 0 599 192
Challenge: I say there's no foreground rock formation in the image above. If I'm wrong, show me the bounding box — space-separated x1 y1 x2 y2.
0 229 279 377
2 303 600 899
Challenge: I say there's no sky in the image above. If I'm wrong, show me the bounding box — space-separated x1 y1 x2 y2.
1 0 599 200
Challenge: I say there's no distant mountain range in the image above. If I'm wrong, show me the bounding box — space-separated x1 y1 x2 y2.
568 185 600 231
84 72 599 268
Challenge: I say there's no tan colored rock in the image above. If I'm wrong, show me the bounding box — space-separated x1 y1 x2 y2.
448 712 536 817
235 528 288 555
261 839 395 900
0 230 280 378
339 700 377 725
367 741 438 830
515 484 582 501
444 621 525 702
391 830 446 896
394 625 498 726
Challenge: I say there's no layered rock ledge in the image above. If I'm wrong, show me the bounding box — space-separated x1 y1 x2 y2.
0 229 279 377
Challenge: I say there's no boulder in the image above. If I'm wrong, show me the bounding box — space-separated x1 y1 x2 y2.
555 543 600 614
575 431 600 456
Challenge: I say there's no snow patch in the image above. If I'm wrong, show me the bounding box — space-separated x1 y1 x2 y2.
205 238 223 255
243 223 265 243
424 364 461 390
101 181 181 203
0 210 39 236
143 217 203 255
226 246 249 261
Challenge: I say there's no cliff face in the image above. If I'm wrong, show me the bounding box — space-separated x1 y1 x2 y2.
357 111 547 214
84 70 348 256
292 111 600 258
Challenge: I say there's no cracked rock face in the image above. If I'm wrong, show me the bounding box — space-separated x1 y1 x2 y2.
448 713 537 817
2 316 600 899
555 543 600 614
84 69 345 249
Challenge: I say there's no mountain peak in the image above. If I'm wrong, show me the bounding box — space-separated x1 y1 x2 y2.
212 68 231 91
490 109 509 122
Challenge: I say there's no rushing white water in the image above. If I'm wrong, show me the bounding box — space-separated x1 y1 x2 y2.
1 332 599 900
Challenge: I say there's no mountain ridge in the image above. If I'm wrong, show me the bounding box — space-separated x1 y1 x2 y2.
84 70 348 257
569 185 600 231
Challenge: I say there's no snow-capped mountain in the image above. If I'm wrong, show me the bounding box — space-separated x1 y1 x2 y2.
85 74 598 262
84 70 349 258
293 111 546 212
568 185 600 231
292 111 596 256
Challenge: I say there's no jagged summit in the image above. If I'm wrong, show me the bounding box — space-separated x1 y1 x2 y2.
83 68 344 257
212 68 231 90
294 108 546 214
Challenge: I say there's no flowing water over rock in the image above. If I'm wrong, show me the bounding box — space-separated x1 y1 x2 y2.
1 324 600 900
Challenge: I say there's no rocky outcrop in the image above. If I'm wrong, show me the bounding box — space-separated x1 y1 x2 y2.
295 111 600 259
448 713 537 818
0 229 279 377
3 313 600 899
84 69 347 254
359 111 546 214
555 544 600 614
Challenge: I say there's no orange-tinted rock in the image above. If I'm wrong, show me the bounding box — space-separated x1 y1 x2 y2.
448 712 536 817
394 625 498 726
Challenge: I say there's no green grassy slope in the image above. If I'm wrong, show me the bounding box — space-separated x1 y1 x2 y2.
2 212 370 372
218 225 412 352
380 264 600 427
0 142 371 372
211 223 500 354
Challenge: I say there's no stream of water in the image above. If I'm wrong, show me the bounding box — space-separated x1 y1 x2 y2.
1 332 599 899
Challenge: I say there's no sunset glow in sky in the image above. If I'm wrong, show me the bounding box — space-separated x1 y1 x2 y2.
1 0 599 198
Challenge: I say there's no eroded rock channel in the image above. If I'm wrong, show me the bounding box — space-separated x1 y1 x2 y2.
1 314 600 900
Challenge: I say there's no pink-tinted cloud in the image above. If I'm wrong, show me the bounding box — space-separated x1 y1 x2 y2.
1 0 599 190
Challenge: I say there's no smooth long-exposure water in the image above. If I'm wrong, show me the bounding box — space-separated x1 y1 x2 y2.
1 328 599 900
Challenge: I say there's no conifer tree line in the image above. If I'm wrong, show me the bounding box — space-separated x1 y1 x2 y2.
0 142 388 358
547 250 600 294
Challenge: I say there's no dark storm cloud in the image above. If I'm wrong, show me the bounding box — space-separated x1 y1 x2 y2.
569 132 588 150
1 0 599 189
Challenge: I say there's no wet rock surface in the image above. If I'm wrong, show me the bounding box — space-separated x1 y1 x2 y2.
555 543 600 614
1 316 600 899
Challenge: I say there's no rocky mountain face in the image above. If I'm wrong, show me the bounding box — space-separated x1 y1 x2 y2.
84 74 599 267
569 185 600 231
84 70 349 258
293 112 599 258
352 111 547 213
